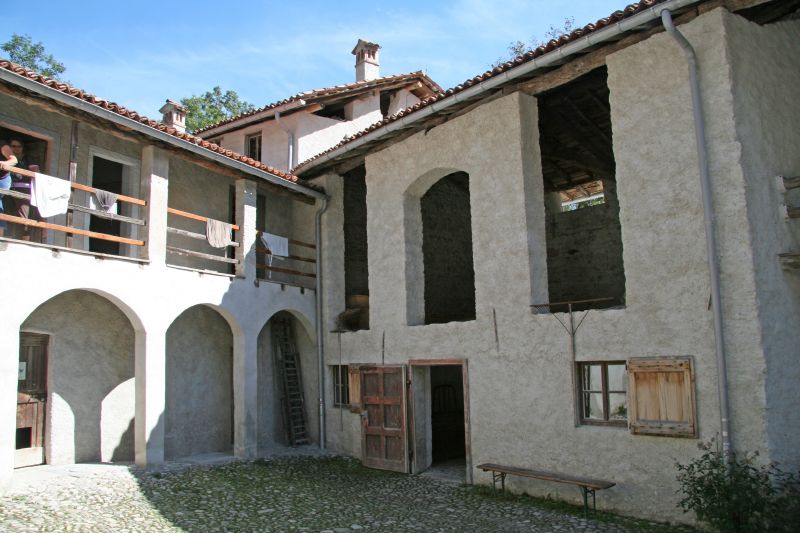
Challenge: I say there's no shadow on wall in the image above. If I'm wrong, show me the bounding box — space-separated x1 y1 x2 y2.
21 289 136 465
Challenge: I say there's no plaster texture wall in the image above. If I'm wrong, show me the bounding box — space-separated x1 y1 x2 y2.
165 305 233 459
723 14 800 468
316 9 786 522
0 89 320 489
387 88 421 117
21 290 135 464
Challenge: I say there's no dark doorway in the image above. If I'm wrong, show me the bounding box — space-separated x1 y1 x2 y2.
89 156 123 255
430 365 465 464
16 333 48 467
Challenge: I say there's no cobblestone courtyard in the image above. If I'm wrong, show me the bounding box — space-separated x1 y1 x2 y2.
0 455 689 532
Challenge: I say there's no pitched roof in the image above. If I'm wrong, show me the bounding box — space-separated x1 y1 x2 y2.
0 60 302 183
195 71 442 136
293 0 690 175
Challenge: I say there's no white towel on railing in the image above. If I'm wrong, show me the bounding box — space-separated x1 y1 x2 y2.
30 172 71 218
206 219 234 248
261 232 289 257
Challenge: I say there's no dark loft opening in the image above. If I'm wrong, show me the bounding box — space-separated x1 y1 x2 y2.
421 171 476 324
536 67 625 312
340 165 370 331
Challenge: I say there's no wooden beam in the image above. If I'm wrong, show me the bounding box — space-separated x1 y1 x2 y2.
167 207 240 230
782 176 800 191
0 213 145 246
167 226 240 246
255 264 316 278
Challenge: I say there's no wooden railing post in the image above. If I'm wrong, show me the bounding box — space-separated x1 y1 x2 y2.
235 178 257 279
141 146 169 265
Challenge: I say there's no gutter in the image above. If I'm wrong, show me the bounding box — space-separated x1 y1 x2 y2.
661 9 732 458
297 0 700 175
314 195 330 449
0 68 323 201
275 111 295 170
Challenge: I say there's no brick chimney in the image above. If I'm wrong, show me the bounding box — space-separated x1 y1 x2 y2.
159 99 187 133
352 39 380 82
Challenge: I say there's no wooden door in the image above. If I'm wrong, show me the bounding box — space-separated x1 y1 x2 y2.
16 333 48 468
360 366 408 473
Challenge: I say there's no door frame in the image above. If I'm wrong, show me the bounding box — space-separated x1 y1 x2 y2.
408 358 472 484
16 331 50 468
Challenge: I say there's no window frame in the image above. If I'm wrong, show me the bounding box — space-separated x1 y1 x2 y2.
245 132 262 161
577 360 628 427
331 364 350 408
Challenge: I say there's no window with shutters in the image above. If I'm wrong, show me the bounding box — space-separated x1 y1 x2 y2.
577 361 627 426
627 357 697 438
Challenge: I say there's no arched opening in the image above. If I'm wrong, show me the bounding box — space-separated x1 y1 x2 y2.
256 310 318 450
18 289 137 466
408 171 476 325
165 305 233 459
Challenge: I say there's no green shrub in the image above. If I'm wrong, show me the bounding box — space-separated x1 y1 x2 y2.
676 441 800 532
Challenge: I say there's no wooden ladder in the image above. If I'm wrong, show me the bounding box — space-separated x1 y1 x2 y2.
273 317 309 446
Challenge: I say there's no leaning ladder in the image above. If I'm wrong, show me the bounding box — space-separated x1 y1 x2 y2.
273 317 309 445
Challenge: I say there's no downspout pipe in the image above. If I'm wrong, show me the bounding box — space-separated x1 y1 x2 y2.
661 9 732 459
275 111 295 170
314 195 330 449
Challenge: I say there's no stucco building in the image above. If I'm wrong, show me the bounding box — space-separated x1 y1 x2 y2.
1 0 799 524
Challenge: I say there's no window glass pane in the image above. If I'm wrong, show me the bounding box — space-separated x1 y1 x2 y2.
609 393 628 420
583 392 604 419
607 363 627 391
582 364 603 391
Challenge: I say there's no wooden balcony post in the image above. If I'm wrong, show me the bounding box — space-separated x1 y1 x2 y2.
141 146 169 265
235 178 257 278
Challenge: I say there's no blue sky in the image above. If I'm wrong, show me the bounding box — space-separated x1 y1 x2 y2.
5 0 627 119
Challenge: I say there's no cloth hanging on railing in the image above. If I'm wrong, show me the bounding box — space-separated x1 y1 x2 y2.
206 218 234 248
260 232 288 257
89 189 118 214
30 172 70 218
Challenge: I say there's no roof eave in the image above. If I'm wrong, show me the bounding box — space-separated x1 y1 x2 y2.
0 69 325 200
295 0 700 177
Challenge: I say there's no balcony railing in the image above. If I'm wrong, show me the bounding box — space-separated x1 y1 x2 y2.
255 230 316 288
166 207 239 274
0 166 146 256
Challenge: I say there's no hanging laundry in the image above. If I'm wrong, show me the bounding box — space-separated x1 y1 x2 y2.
206 218 234 248
89 189 118 214
260 232 289 257
30 172 71 218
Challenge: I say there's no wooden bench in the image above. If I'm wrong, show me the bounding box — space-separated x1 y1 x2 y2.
477 463 615 514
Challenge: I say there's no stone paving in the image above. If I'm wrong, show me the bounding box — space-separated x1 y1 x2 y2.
0 452 690 532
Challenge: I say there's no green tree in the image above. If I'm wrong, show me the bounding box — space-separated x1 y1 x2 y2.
181 87 255 133
492 17 575 67
1 33 66 79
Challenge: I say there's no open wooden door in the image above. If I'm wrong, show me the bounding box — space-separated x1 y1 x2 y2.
360 365 408 473
16 333 48 468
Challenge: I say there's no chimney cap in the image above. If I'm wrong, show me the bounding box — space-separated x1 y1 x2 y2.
352 39 380 55
159 99 186 114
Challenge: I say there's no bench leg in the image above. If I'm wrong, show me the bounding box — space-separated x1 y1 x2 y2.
490 471 506 492
579 486 597 517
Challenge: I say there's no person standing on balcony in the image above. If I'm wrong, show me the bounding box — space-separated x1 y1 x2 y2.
8 138 41 240
0 139 20 238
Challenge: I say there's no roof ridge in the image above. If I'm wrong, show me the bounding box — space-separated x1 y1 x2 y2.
195 71 442 134
0 59 301 183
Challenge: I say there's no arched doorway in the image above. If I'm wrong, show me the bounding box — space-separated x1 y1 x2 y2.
164 305 234 460
256 311 318 451
19 289 137 466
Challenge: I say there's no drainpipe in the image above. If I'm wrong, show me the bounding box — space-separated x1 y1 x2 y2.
275 111 294 170
314 195 330 449
661 9 732 459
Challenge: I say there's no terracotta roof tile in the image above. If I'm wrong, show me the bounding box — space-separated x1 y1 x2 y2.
0 60 301 183
195 71 442 134
294 0 671 173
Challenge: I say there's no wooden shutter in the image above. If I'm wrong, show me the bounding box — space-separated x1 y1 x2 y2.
347 365 362 412
627 357 697 438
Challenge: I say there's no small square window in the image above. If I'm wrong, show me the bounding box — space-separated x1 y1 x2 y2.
245 133 262 161
578 361 627 426
331 365 350 408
